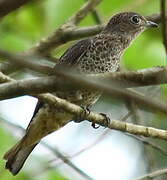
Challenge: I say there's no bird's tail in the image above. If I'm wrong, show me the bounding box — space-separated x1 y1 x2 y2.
3 140 38 175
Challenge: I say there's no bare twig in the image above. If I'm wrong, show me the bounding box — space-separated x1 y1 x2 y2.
67 0 102 26
0 72 14 83
127 134 167 156
3 51 167 117
31 0 102 55
1 67 167 115
90 9 102 24
127 98 157 173
0 0 37 18
161 0 167 59
34 113 131 175
0 62 20 74
136 168 167 180
50 129 110 166
30 93 167 141
1 119 93 180
85 0 102 24
146 13 166 24
0 50 53 74
0 71 167 142
50 112 131 165
43 143 94 180
127 88 159 175
2 49 167 87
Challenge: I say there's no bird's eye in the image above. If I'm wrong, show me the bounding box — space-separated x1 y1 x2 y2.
130 15 141 25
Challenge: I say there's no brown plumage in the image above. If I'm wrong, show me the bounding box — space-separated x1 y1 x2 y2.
3 12 158 175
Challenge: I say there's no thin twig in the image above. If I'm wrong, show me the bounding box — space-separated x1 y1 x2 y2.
3 50 167 87
50 112 131 165
126 134 167 156
90 9 102 24
0 50 53 74
1 66 167 115
33 113 131 175
0 0 37 18
161 0 167 61
1 119 93 180
1 71 167 143
136 168 167 180
67 0 102 26
31 0 102 55
43 143 94 180
85 0 102 24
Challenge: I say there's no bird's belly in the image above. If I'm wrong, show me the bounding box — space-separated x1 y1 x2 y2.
55 90 102 107
76 90 102 106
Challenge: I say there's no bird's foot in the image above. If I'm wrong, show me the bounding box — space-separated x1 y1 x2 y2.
73 106 91 123
91 122 100 129
91 113 110 129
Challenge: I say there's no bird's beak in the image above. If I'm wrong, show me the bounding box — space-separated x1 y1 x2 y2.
146 20 158 28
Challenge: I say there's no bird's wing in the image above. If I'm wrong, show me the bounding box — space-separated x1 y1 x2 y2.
26 101 44 131
57 38 91 66
27 38 92 129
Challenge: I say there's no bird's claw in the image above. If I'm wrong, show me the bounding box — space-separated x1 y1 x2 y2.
91 122 100 129
91 113 110 129
100 113 110 127
74 106 90 123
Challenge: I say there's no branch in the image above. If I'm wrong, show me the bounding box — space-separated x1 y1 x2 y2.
2 49 167 87
31 93 167 141
136 168 167 180
1 118 93 180
43 143 94 180
85 0 102 24
50 113 131 165
0 50 53 74
126 134 167 156
1 65 167 114
0 50 167 115
90 66 167 87
0 0 37 18
161 0 167 57
30 0 102 55
67 0 102 26
0 71 167 141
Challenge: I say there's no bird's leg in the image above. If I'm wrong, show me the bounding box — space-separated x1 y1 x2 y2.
73 105 91 123
91 113 110 129
74 106 111 130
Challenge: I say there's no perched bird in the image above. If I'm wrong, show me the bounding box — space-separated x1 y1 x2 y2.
3 12 158 175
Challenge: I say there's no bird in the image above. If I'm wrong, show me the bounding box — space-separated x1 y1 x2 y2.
3 12 158 175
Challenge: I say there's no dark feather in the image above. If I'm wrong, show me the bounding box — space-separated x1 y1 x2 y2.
4 143 37 175
57 38 91 66
26 101 44 131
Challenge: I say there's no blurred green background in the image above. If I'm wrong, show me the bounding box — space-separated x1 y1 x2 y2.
0 0 166 180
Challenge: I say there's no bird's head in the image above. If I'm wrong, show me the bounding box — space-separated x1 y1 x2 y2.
104 12 158 37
